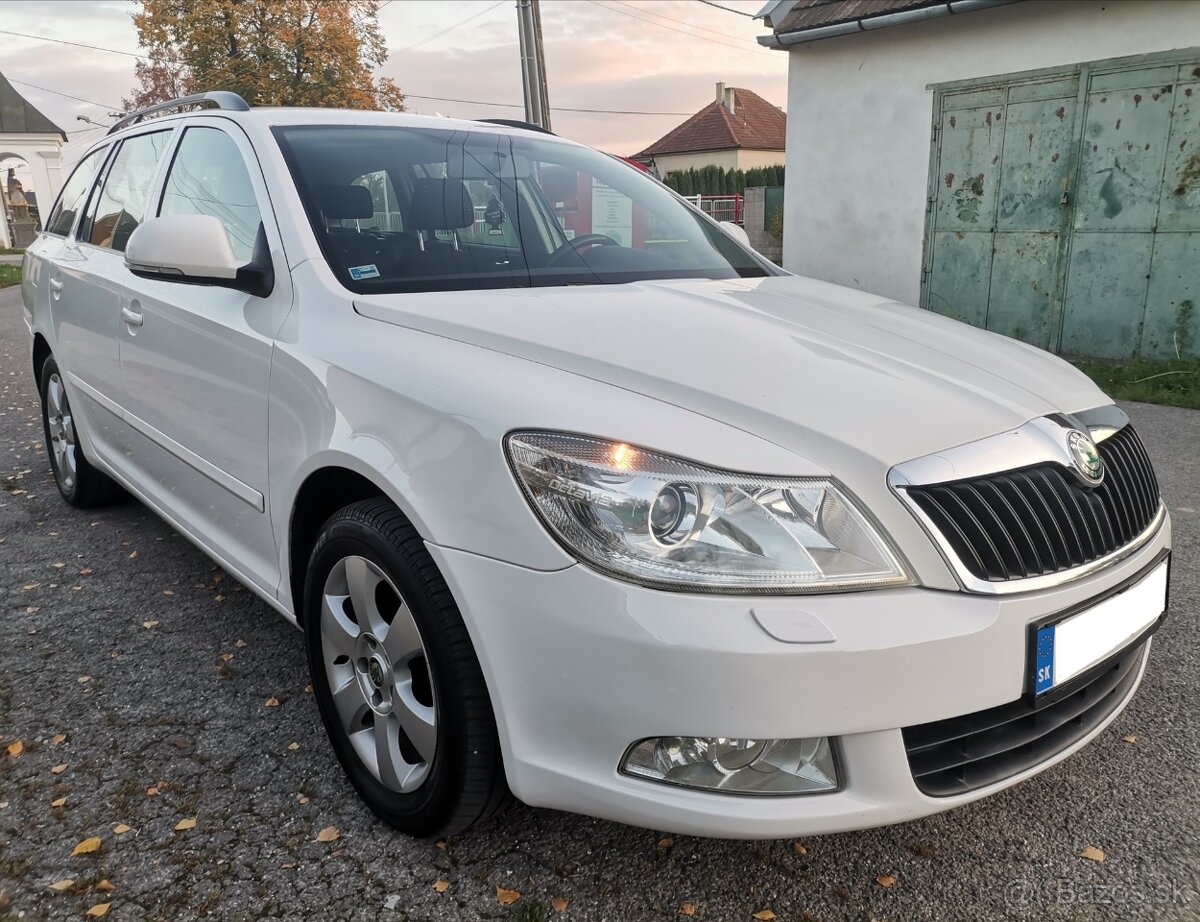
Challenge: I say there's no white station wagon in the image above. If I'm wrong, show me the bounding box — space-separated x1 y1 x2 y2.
22 93 1171 838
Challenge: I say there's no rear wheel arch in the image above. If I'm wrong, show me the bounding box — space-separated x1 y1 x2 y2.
32 333 51 383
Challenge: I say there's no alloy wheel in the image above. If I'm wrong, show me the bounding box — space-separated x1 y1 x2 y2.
320 555 437 793
45 373 77 493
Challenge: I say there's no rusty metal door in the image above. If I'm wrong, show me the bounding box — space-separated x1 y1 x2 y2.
923 51 1200 359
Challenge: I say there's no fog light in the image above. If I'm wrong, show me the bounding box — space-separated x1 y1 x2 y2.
621 736 838 795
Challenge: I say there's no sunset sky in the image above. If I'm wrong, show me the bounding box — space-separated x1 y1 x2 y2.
0 0 786 193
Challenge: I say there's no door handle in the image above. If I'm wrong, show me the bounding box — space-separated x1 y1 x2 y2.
48 278 63 292
121 306 144 327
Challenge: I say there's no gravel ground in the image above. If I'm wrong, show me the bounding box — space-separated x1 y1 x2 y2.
0 284 1197 922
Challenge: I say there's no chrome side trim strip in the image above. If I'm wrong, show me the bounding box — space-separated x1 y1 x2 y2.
888 407 1164 595
65 370 123 419
64 371 265 512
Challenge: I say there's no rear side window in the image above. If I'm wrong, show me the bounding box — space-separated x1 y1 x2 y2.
44 147 107 237
159 127 262 263
86 130 172 252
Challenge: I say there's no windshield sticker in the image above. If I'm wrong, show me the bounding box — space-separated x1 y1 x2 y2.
349 264 380 280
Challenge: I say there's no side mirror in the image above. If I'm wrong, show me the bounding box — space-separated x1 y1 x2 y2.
720 221 754 250
125 214 272 297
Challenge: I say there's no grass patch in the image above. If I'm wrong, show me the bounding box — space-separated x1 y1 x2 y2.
0 247 24 255
1070 356 1200 410
0 265 20 288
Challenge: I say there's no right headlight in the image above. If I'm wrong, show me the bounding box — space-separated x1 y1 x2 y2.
505 431 910 593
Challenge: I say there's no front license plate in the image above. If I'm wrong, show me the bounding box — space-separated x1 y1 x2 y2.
1033 557 1168 696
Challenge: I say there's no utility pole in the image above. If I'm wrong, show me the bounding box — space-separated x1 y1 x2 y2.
516 0 552 131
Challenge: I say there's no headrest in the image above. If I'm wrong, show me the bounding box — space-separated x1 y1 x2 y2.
407 178 475 231
317 184 375 220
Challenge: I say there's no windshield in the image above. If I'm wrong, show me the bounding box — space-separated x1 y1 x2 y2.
273 124 773 294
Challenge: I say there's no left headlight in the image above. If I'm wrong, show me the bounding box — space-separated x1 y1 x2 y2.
505 431 910 593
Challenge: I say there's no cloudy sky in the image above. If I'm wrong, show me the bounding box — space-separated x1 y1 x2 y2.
0 0 785 193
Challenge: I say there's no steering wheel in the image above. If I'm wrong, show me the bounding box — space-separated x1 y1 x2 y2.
545 233 620 267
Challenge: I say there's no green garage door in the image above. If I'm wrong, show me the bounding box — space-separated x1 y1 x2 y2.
923 50 1200 359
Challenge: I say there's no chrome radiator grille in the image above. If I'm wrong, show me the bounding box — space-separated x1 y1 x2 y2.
904 426 1160 583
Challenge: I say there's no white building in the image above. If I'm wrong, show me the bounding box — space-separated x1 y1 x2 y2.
0 71 66 249
757 0 1200 359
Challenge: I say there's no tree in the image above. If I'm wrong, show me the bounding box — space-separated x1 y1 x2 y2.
125 0 405 112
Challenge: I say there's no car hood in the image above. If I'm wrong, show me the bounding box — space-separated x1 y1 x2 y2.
354 275 1109 475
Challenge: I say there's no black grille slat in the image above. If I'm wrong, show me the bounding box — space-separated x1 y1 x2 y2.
903 643 1146 796
906 426 1160 583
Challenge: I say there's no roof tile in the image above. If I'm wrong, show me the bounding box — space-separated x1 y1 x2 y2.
634 88 785 159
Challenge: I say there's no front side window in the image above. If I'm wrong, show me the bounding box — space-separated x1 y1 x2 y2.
86 130 172 252
44 146 107 237
159 126 262 262
274 125 771 294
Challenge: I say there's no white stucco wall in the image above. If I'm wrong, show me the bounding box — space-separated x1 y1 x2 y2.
781 0 1200 305
0 132 64 248
654 148 785 176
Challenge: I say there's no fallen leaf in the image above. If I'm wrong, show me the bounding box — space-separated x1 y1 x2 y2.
297 794 310 805
112 824 131 835
72 836 102 856
316 826 339 843
51 763 68 775
175 818 197 831
435 839 447 849
162 590 174 597
752 911 777 921
22 583 38 591
265 696 280 708
48 879 74 892
679 904 696 917
433 880 450 893
52 562 66 570
288 742 300 751
215 594 226 603
877 874 898 888
551 897 570 912
95 880 115 893
85 903 110 918
304 684 313 694
235 639 247 648
79 568 94 576
129 550 139 559
26 606 40 613
792 841 807 856
1122 735 1137 744
496 887 521 906
220 653 234 662
51 797 67 808
51 734 66 744
657 836 674 849
142 620 160 630
78 675 91 684
1080 846 1105 863
5 741 22 757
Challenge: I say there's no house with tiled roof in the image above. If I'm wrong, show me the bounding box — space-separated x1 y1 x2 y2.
632 83 786 178
755 0 1200 360
0 70 66 248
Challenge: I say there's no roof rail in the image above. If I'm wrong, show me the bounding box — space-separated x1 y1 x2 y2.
475 118 555 136
108 91 250 135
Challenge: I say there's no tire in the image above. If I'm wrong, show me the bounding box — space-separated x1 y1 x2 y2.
303 498 509 837
39 356 124 508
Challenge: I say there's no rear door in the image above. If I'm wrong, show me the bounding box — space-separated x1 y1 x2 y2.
117 119 291 596
50 130 173 461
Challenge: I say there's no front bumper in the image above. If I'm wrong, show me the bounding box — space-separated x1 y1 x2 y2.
427 513 1169 839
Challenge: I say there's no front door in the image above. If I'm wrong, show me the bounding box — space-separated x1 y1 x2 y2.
117 121 292 595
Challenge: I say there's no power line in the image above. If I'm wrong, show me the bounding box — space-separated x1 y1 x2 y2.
695 0 756 16
1 27 694 119
7 78 121 111
0 28 144 58
607 0 752 39
392 0 507 58
584 0 775 56
406 91 690 116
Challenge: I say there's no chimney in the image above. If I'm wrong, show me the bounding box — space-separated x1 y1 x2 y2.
715 82 735 114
